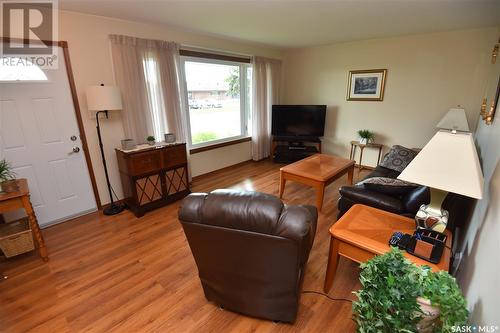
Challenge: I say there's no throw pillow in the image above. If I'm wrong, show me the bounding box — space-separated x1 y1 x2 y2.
357 177 419 196
379 145 419 172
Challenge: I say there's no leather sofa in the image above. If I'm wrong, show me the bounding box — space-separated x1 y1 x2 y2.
337 165 474 233
178 189 318 323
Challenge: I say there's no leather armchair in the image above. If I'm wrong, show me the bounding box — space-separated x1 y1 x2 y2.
178 189 318 323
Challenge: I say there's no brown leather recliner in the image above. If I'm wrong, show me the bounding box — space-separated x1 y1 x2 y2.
178 189 318 323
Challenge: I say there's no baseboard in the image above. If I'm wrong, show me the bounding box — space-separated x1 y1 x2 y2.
101 199 127 211
355 164 376 171
192 159 255 181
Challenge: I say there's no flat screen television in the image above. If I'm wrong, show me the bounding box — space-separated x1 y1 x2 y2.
271 105 326 138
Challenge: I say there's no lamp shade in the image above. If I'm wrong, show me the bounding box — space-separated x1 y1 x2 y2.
86 85 122 111
398 130 483 199
436 108 469 132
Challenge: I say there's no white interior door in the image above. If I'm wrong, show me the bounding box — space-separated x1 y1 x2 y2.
0 45 97 227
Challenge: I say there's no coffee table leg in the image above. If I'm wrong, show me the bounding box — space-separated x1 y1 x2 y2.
279 172 287 199
315 183 325 211
324 237 340 293
347 165 354 185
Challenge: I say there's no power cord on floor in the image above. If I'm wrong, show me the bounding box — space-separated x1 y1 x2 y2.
302 290 353 303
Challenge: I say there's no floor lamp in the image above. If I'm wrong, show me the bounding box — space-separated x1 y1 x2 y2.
86 84 125 215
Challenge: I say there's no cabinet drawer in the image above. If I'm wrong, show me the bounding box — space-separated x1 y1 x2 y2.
128 151 161 175
162 145 187 168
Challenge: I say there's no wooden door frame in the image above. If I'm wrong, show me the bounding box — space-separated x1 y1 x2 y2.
1 37 102 208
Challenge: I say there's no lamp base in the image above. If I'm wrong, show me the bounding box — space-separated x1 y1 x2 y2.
103 203 125 216
415 188 449 233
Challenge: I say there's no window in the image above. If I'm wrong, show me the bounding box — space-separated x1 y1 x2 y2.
181 57 252 147
0 57 48 82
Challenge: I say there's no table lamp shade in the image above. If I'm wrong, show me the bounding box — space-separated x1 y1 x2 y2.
436 108 469 132
398 130 483 199
86 85 122 111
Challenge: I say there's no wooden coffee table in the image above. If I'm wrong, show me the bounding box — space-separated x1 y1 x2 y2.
279 154 355 211
323 204 452 293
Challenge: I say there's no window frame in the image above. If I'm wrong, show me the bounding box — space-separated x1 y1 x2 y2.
180 55 252 150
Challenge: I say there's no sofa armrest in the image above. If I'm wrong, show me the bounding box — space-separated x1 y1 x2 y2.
275 204 318 265
338 186 404 215
178 193 208 223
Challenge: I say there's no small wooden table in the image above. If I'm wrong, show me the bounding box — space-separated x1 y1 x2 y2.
0 179 48 261
279 154 355 211
324 204 451 293
349 141 383 171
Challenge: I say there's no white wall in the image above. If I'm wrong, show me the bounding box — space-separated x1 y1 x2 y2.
282 28 498 166
53 11 282 204
456 34 500 326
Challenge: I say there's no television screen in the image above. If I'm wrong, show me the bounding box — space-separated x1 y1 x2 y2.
271 105 326 137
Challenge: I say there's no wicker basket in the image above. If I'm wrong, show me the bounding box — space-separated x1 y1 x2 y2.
0 218 34 258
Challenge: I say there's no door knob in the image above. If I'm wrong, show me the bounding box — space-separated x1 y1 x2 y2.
71 147 80 153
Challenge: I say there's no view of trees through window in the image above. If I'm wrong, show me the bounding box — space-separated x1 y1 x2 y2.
183 59 251 146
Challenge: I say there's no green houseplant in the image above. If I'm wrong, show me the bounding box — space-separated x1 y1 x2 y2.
353 248 468 333
357 129 375 144
146 135 156 145
0 159 16 193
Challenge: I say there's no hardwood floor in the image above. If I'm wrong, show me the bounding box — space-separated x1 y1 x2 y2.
0 160 369 333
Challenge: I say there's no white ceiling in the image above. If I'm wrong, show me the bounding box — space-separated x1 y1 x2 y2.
60 0 500 48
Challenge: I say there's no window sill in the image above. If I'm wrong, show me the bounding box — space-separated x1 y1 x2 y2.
189 137 252 154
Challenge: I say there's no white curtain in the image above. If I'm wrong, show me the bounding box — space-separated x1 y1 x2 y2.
109 35 187 145
251 56 281 161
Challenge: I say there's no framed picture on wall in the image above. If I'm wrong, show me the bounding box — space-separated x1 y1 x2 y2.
347 69 387 101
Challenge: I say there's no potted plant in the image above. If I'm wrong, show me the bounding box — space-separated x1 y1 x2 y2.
146 135 156 146
353 248 468 333
0 159 16 193
357 129 375 145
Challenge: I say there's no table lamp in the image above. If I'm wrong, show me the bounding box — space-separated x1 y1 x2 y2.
397 128 483 232
436 107 469 133
86 84 124 215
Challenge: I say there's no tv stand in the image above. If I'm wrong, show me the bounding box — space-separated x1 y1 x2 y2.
271 136 322 163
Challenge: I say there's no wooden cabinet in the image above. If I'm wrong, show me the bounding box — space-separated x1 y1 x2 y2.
116 143 190 217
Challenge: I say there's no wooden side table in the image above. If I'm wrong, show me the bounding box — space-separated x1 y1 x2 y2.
349 141 383 171
324 204 451 293
0 179 48 261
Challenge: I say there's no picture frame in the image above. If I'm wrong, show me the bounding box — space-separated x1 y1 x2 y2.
347 69 387 101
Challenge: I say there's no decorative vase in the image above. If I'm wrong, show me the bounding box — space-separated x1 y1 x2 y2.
416 297 440 333
359 138 368 145
147 141 155 146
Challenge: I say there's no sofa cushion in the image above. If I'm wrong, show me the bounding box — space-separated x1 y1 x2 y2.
379 145 419 172
357 177 419 196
